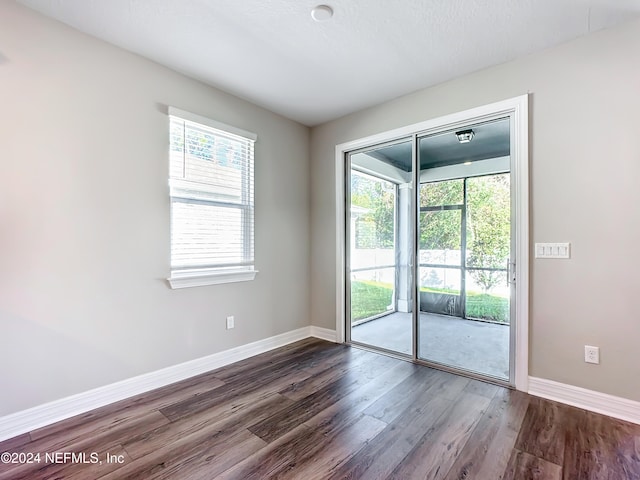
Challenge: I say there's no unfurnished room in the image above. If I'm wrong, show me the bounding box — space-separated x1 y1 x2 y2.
0 1 639 479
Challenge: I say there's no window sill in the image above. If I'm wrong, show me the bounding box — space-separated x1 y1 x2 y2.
168 268 258 289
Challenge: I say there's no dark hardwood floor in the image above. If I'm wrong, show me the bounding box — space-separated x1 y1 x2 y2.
1 338 639 479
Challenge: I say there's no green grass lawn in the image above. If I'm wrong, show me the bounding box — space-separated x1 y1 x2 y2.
351 281 509 323
465 294 509 323
351 280 394 321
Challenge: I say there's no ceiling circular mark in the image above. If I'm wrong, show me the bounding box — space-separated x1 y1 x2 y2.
311 5 334 22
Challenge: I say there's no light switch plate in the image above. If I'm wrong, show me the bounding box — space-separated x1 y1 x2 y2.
535 242 570 259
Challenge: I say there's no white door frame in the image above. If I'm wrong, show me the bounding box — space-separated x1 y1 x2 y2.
334 94 529 392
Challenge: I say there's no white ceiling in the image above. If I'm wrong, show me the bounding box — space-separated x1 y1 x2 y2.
17 0 640 126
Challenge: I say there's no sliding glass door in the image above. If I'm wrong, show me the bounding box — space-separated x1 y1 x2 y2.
345 116 515 385
346 139 413 356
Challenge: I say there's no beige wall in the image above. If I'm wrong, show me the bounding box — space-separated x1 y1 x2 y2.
0 2 310 416
310 20 640 401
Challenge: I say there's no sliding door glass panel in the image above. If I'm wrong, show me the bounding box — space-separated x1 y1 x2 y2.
347 139 413 356
417 119 512 381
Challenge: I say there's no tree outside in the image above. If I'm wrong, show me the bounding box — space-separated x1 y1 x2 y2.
351 173 395 249
466 174 510 292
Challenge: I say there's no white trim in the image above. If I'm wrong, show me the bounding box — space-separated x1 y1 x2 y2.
168 268 258 289
0 326 335 442
309 326 338 342
335 144 347 344
528 377 640 425
512 96 530 392
335 95 529 391
335 96 529 154
168 106 257 142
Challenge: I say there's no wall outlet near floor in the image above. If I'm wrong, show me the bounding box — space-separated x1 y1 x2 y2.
584 345 599 364
226 315 235 330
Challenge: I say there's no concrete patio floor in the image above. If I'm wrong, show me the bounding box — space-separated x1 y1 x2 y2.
351 311 509 380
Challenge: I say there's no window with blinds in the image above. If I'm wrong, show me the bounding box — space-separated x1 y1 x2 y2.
168 107 258 288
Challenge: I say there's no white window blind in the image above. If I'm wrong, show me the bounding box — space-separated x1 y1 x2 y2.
168 107 257 288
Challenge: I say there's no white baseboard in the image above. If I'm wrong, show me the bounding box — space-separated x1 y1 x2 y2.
309 325 338 342
528 376 640 425
0 326 337 442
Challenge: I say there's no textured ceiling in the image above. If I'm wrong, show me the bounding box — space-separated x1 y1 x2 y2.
16 0 640 126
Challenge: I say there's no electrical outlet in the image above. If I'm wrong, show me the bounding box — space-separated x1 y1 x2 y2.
584 345 599 364
226 316 235 330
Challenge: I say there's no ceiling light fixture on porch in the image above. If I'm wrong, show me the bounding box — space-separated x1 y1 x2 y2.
311 5 334 22
455 129 474 143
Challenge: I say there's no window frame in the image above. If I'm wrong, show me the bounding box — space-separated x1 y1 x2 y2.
167 107 258 289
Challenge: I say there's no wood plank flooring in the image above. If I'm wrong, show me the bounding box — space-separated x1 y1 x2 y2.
1 338 639 479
